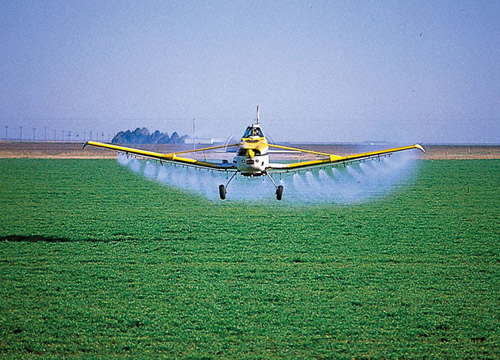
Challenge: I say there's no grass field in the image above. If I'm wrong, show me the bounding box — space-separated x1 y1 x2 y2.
0 159 498 358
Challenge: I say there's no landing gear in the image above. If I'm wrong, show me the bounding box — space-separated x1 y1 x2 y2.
276 185 284 201
265 172 284 201
219 172 237 200
219 184 226 200
219 172 284 201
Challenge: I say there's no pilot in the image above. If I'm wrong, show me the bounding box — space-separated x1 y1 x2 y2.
252 128 258 136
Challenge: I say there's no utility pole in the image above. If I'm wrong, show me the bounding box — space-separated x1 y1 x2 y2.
68 131 72 142
4 126 7 140
193 118 196 150
44 127 47 142
20 126 22 141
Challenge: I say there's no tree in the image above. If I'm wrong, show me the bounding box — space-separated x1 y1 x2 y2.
111 128 187 144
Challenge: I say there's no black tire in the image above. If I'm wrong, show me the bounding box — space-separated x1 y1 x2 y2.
276 185 284 200
219 184 226 200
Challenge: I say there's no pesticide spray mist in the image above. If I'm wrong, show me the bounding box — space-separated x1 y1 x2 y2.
117 152 420 204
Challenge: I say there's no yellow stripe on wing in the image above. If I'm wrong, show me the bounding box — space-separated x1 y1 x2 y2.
344 144 425 161
84 141 170 159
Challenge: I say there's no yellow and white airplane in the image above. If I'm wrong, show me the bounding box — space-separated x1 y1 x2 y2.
84 107 424 200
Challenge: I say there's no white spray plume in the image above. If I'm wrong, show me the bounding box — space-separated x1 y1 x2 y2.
116 151 420 204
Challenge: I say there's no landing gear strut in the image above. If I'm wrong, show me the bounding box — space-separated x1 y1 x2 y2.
265 172 284 201
219 172 237 200
219 172 284 201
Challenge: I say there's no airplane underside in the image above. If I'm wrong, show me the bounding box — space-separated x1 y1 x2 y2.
218 170 283 200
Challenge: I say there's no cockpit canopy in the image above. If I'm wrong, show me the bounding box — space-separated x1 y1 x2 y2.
243 126 264 138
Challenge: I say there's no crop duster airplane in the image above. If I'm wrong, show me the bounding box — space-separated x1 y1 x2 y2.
84 107 425 200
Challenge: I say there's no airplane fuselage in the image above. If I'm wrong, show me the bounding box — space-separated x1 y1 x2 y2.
235 152 269 175
234 125 270 176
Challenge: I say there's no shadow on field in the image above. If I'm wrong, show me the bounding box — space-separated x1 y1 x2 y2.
0 235 71 243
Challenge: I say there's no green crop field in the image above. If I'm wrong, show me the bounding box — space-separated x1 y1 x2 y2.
0 159 498 359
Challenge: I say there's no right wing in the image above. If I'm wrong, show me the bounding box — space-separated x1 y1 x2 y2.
83 141 239 171
267 144 425 172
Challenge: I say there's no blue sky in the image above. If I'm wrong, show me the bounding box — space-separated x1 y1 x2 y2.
1 0 499 143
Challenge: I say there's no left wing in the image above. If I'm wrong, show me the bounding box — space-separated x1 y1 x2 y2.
83 141 239 171
268 143 425 172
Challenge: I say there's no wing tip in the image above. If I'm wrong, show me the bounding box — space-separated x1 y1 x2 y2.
415 144 426 153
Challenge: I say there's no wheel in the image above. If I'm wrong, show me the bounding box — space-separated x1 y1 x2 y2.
276 185 284 200
219 184 226 200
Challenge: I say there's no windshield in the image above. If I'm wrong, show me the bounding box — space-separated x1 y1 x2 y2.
243 126 263 138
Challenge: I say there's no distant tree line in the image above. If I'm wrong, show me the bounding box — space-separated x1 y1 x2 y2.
111 127 188 144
